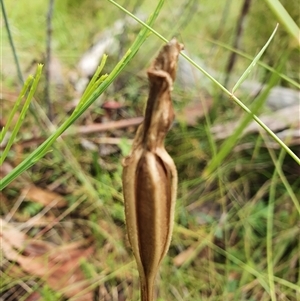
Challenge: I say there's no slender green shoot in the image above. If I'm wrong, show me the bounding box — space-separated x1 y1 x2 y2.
232 24 278 93
75 54 108 114
0 64 43 165
0 76 33 143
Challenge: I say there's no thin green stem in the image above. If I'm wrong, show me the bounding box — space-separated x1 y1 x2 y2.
267 167 278 301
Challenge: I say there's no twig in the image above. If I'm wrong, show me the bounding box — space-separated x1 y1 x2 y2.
74 117 143 135
224 0 252 88
45 0 55 121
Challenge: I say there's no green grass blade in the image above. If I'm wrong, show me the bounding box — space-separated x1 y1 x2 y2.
273 276 300 292
0 0 165 190
232 24 278 93
0 64 43 165
267 139 300 214
264 0 300 46
267 166 277 301
0 76 33 143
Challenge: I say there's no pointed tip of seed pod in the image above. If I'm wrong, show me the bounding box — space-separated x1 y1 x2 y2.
168 38 184 52
149 39 183 83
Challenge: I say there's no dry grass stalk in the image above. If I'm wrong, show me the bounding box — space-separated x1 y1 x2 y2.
122 39 183 301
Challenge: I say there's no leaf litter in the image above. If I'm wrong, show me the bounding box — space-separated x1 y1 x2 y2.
1 219 94 300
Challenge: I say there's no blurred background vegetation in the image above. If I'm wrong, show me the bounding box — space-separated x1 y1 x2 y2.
1 0 299 300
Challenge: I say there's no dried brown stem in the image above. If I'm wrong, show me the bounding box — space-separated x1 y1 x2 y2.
224 0 252 87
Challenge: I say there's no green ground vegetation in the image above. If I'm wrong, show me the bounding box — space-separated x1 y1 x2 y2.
1 0 299 300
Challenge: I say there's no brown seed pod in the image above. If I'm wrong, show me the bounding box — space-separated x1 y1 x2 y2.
122 39 183 301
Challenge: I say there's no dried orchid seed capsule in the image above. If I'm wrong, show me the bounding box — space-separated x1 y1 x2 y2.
122 39 183 301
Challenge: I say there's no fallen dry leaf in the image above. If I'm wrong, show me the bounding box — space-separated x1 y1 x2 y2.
1 219 94 301
173 246 196 267
1 218 26 251
24 292 42 301
178 96 213 126
23 185 67 208
0 162 14 177
102 100 124 110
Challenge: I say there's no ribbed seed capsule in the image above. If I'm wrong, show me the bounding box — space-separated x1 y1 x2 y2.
122 39 183 301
